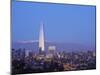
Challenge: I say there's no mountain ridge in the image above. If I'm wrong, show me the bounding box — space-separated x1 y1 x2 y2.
12 40 95 52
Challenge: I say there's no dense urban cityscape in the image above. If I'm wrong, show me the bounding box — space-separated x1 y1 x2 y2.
12 48 96 75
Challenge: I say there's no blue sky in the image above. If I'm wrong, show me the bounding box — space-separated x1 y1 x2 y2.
12 1 96 47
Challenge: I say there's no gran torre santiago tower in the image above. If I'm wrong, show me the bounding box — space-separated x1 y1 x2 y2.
39 22 45 54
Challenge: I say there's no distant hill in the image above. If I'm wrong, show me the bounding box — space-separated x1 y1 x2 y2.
12 41 95 52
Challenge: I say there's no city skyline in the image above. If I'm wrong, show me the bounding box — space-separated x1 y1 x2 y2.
12 1 96 47
11 1 96 74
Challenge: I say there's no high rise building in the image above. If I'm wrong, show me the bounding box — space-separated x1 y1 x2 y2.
39 22 45 55
48 46 56 54
46 46 56 58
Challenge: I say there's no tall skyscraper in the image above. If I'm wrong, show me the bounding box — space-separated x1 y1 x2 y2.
39 22 45 54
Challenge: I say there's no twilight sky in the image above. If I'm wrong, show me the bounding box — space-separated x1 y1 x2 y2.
12 1 96 47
